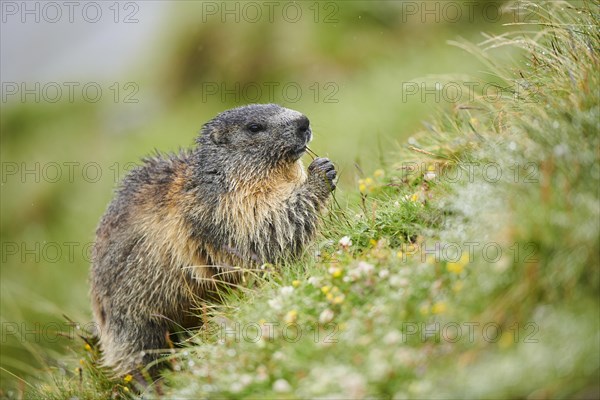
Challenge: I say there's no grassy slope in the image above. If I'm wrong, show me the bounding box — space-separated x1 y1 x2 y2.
33 1 599 398
0 15 505 396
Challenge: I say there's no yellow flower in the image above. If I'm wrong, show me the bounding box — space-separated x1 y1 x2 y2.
446 254 469 274
330 268 342 278
79 359 85 365
410 193 419 202
446 262 464 274
499 332 514 349
452 281 464 292
326 292 334 301
292 280 301 288
369 239 378 247
431 301 447 314
124 374 133 383
84 343 92 351
123 387 130 393
396 251 404 259
358 176 377 194
374 169 385 178
424 165 437 180
321 285 331 294
284 310 298 323
332 294 345 305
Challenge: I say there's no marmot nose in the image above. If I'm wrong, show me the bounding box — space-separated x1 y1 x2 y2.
296 115 311 140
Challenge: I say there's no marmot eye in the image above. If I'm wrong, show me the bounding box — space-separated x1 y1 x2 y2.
247 123 264 133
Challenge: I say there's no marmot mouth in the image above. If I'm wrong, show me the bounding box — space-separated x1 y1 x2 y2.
289 146 307 161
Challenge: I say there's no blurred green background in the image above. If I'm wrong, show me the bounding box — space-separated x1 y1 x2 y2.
0 0 517 390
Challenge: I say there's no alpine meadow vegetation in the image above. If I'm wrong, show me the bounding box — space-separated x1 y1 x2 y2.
20 1 600 398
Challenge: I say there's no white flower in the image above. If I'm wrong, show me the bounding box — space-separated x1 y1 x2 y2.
394 348 414 364
307 276 320 287
339 236 353 247
319 308 335 324
554 143 568 157
356 261 374 275
256 365 269 382
230 382 244 393
378 269 390 279
383 330 402 345
261 323 276 340
341 373 366 398
424 171 436 180
346 270 360 281
279 286 294 296
239 374 253 385
268 298 282 310
390 276 409 287
273 378 292 392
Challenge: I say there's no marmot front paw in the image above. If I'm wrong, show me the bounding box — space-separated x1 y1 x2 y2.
308 157 337 192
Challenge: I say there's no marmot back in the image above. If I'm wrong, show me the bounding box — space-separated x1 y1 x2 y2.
90 104 336 380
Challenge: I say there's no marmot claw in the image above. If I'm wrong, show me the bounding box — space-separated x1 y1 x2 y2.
309 157 337 191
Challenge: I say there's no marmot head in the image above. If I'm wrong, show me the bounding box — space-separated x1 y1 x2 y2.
197 104 312 165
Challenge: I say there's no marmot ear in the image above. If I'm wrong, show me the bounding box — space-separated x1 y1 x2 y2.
200 122 229 145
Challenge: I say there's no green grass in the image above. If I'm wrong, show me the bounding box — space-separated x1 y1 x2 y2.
1 3 511 392
4 1 600 398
